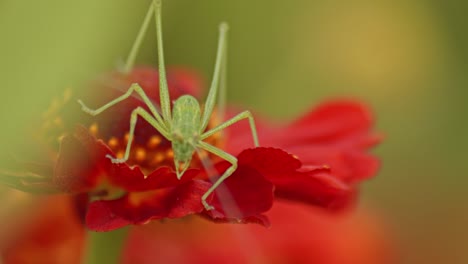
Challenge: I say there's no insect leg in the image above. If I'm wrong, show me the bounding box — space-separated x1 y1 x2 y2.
107 107 170 163
78 83 167 134
200 23 229 132
218 22 228 125
200 110 259 147
197 141 237 211
153 0 172 123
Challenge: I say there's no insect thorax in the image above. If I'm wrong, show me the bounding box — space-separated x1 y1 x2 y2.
171 95 201 163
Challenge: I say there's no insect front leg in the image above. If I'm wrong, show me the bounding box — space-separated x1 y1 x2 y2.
200 110 259 147
107 107 170 164
197 141 237 211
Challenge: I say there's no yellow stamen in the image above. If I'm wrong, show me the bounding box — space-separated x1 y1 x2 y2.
108 137 119 149
153 153 165 163
148 135 162 149
89 123 99 136
116 151 125 159
166 149 174 159
135 147 146 162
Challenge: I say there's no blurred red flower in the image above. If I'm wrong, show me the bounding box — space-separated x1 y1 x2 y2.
123 201 395 264
1 197 395 264
0 194 85 264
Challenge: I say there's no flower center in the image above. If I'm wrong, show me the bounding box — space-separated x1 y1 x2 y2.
88 109 225 174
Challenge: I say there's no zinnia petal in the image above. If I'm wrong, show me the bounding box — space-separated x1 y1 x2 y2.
86 180 212 232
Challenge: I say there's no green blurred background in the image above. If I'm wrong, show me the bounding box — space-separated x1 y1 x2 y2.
0 0 467 263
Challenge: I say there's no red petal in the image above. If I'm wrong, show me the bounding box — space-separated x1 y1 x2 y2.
287 100 375 140
279 101 381 181
277 101 381 154
283 146 381 183
226 100 382 183
237 148 355 210
237 147 301 174
273 170 357 210
54 126 114 192
86 180 211 231
109 165 200 192
204 164 274 226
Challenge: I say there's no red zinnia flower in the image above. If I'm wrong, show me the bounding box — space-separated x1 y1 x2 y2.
1 66 381 232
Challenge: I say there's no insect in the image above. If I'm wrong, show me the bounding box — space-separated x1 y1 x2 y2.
77 0 259 211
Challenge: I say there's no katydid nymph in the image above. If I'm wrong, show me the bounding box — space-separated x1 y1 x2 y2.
77 0 259 211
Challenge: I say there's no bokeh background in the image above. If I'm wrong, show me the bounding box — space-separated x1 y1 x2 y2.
0 0 467 263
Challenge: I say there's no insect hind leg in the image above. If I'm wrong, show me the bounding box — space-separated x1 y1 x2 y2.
197 141 237 211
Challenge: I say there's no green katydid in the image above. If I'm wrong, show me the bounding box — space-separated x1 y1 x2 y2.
77 0 259 211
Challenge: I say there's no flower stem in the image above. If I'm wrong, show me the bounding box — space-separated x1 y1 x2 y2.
83 228 129 264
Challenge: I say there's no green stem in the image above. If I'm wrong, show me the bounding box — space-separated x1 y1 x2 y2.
83 228 129 264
